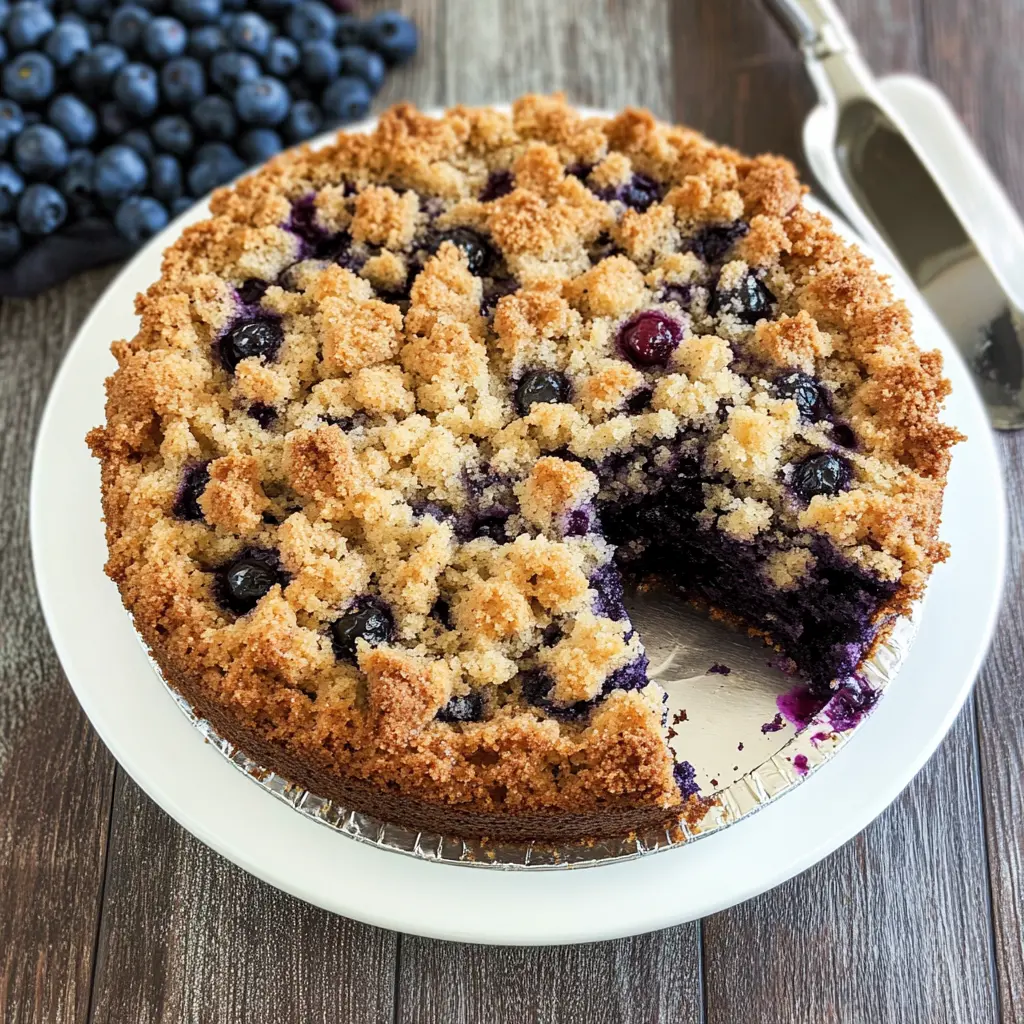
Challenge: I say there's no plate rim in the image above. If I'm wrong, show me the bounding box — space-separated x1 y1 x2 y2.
29 113 1007 945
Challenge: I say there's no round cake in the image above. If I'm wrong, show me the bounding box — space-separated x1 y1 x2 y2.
87 95 962 842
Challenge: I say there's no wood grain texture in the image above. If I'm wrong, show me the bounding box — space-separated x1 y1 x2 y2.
703 707 999 1024
396 930 703 1024
918 3 1024 1019
88 772 398 1024
0 268 119 1024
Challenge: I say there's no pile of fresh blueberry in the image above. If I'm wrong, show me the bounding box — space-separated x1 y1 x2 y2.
0 0 416 287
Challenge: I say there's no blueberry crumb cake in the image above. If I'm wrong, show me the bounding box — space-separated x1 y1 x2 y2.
87 96 963 842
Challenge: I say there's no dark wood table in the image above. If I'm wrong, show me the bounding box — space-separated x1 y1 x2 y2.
2 1 1021 1020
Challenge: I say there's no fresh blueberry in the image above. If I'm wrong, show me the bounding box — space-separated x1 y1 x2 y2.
0 163 24 215
221 0 246 10
479 168 513 202
150 151 182 200
114 194 168 242
238 127 280 163
436 692 484 723
285 0 334 42
0 100 26 153
172 460 209 520
282 97 320 141
791 453 852 501
336 43 384 92
107 3 151 49
320 74 370 124
113 63 160 118
170 0 220 24
13 123 67 179
187 23 225 59
301 38 339 82
218 315 281 369
57 146 94 213
0 0 9 29
141 15 186 60
0 37 7 63
42 19 90 66
235 75 290 126
429 226 497 276
712 271 774 324
361 10 417 65
617 310 684 367
98 101 132 138
170 194 191 215
16 181 65 234
194 139 236 163
216 547 286 614
227 11 270 55
191 93 236 139
264 35 299 77
122 128 154 158
514 369 570 415
333 12 360 45
330 597 393 662
70 44 127 97
775 372 830 422
92 144 148 201
86 21 105 43
209 49 259 91
6 2 55 50
151 113 193 154
0 221 22 263
3 52 56 104
160 55 205 106
47 94 96 146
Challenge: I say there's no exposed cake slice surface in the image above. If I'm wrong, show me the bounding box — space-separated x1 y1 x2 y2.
87 96 961 840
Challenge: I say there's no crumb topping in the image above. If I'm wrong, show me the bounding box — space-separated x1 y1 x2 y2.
88 96 960 829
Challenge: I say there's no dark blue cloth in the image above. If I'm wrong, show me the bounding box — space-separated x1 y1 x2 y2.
0 218 134 298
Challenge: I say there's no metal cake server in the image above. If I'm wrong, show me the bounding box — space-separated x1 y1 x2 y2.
766 0 1024 429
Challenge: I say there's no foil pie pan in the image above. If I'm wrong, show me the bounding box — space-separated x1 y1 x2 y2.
147 583 919 870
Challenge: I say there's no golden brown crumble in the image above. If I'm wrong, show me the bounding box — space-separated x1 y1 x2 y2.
87 96 960 841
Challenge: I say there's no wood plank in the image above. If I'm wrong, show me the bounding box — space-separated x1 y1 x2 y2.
0 269 120 1024
976 435 1024 1024
396 929 703 1024
88 773 398 1024
919 4 1024 1018
703 707 998 1023
397 3 702 1021
673 1 1000 1021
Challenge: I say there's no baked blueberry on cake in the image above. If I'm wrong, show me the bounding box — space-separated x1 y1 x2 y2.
87 96 962 841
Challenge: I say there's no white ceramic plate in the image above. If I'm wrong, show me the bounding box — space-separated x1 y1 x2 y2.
30 115 1005 945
